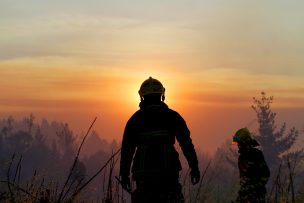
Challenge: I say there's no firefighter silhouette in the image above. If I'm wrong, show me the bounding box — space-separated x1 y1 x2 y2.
120 77 200 203
232 128 270 203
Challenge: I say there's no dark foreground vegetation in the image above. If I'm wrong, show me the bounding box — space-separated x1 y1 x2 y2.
0 92 303 202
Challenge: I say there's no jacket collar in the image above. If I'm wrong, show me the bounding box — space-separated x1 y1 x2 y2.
139 100 168 109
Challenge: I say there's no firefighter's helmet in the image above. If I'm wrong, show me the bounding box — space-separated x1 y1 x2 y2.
138 77 165 97
232 128 259 146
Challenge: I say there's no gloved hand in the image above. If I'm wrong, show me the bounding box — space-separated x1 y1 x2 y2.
121 176 131 192
190 167 200 185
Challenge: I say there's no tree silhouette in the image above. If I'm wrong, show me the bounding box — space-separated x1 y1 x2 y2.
251 92 300 169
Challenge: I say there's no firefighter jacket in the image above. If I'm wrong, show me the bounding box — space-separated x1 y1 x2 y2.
237 146 270 201
120 101 199 180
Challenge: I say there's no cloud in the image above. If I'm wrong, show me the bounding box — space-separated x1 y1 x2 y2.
2 0 304 76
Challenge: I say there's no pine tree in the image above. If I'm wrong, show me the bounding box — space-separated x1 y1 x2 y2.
251 92 299 169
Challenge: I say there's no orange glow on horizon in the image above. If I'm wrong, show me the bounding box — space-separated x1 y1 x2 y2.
1 0 304 155
0 65 303 154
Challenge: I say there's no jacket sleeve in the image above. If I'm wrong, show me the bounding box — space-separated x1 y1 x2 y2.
119 119 137 178
174 112 199 170
257 150 270 183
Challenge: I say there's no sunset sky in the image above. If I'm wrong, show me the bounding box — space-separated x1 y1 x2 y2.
1 0 304 153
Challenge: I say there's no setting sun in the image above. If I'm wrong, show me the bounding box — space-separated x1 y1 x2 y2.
0 0 303 154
